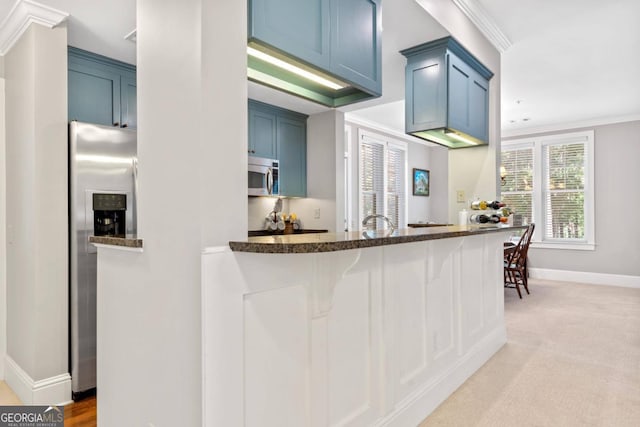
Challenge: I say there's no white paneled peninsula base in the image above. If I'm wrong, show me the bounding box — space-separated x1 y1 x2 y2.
203 226 519 426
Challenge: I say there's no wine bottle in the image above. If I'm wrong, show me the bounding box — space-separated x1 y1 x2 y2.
470 200 487 210
497 207 512 217
470 214 490 223
486 200 506 209
470 214 502 224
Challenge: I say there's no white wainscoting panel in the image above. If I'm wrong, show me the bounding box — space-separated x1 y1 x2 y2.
244 285 311 426
202 233 510 427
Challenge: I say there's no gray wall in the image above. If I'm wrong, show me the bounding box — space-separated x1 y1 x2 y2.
505 120 640 276
4 23 68 388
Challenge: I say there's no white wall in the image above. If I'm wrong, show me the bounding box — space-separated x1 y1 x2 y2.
95 0 248 425
407 143 450 224
1 68 6 380
289 110 344 232
417 0 502 224
505 120 640 277
4 23 69 401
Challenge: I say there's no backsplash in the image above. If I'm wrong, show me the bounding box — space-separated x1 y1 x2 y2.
248 197 290 231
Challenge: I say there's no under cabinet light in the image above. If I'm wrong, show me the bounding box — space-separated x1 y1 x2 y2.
247 46 346 91
443 130 480 146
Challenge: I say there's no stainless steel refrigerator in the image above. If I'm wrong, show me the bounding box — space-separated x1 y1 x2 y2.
69 121 137 396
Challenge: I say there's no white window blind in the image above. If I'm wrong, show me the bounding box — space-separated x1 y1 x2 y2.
359 131 407 230
542 141 587 240
501 130 594 250
360 138 384 223
386 145 406 229
501 145 534 224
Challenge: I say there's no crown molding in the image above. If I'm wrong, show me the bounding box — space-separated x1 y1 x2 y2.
451 0 511 53
501 114 640 138
0 0 69 55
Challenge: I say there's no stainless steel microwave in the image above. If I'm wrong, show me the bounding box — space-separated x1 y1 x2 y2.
248 156 279 196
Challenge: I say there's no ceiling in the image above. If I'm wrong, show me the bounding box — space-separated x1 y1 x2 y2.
1 0 639 137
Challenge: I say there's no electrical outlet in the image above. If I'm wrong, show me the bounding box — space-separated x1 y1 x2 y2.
456 190 465 203
314 208 321 219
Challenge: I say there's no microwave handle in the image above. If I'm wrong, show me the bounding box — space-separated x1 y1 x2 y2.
267 168 273 195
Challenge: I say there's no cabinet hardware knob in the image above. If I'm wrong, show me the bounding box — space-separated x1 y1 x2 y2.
122 124 128 128
113 122 119 127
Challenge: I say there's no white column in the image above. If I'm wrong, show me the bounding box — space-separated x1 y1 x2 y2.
3 22 70 404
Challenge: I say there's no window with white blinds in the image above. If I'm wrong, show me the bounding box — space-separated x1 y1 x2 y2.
501 145 534 225
501 130 594 249
359 131 407 230
543 141 587 240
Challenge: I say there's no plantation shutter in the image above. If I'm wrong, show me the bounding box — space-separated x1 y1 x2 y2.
542 141 586 240
360 138 384 224
501 146 534 224
359 133 407 230
386 145 406 229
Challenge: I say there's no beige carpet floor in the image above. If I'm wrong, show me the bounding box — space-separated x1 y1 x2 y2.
421 279 640 427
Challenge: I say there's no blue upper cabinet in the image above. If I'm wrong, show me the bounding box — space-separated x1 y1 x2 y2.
249 0 330 69
401 37 493 149
248 0 381 107
330 0 382 95
120 72 137 129
248 101 278 159
68 47 137 129
248 100 307 197
277 116 307 198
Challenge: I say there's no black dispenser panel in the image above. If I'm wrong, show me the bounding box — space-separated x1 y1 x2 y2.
93 193 126 237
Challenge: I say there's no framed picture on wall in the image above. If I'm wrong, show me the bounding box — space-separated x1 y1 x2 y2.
413 168 430 196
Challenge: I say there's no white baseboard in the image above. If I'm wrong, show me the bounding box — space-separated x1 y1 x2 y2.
529 268 640 289
375 325 507 426
4 355 72 405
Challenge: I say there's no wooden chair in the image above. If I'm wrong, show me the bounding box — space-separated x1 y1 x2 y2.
504 223 535 298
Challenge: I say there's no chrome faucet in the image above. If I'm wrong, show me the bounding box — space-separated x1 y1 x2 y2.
362 214 396 232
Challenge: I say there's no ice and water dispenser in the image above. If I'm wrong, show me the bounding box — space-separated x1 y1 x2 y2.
92 193 127 237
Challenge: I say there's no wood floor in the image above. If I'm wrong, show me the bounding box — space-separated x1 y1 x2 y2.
64 395 97 427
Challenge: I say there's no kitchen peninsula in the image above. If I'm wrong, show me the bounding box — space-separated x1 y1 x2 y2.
202 225 524 426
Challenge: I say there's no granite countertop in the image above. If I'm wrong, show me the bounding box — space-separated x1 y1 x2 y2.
248 229 329 237
89 234 143 249
229 224 527 254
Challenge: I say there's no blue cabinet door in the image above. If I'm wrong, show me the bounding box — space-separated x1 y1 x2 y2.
68 48 137 128
277 116 307 198
447 53 489 142
68 61 121 126
121 72 137 129
249 0 330 69
404 52 447 133
330 0 381 94
248 104 277 159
